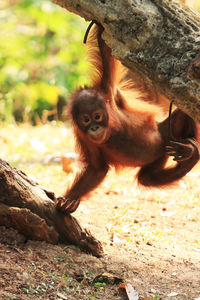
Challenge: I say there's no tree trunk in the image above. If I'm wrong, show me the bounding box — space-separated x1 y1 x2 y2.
0 159 103 257
52 0 200 122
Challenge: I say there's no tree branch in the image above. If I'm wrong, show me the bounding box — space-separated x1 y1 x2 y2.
52 0 200 121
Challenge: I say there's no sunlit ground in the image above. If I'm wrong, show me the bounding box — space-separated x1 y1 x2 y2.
0 122 74 195
1 123 200 253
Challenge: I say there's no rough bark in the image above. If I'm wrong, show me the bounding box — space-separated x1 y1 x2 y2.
52 0 200 122
0 159 103 257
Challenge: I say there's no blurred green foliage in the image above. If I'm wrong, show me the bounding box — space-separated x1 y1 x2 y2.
1 0 200 124
0 0 90 123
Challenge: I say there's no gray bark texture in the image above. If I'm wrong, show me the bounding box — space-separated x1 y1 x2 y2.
52 0 200 121
0 159 103 257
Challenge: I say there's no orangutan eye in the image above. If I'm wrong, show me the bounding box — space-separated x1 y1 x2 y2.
84 117 90 123
95 114 100 120
93 111 103 122
82 114 91 126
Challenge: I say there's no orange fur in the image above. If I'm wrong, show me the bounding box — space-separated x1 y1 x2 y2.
87 25 164 121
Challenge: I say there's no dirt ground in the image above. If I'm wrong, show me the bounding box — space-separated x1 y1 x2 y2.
1 167 200 300
0 125 200 299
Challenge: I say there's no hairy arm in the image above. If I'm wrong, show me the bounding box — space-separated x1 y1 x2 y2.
56 161 109 214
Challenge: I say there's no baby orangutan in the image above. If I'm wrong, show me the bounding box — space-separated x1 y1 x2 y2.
56 23 199 214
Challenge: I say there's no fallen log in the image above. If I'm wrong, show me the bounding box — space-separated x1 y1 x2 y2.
0 159 103 257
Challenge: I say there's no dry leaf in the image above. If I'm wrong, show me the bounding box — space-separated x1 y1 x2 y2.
167 292 179 297
125 284 139 300
118 283 138 300
118 283 126 289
